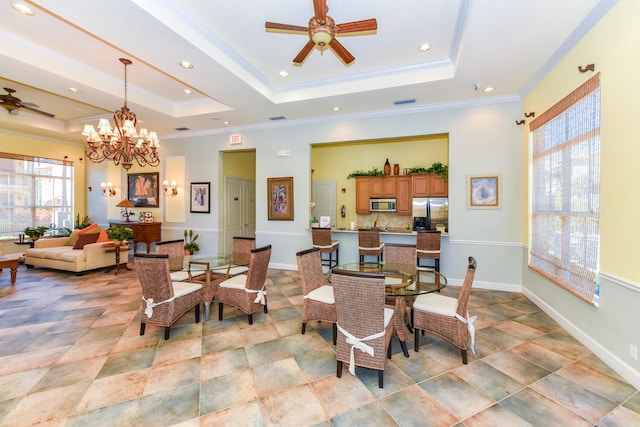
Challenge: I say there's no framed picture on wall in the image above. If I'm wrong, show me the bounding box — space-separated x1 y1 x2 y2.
127 172 159 208
467 174 501 209
190 182 210 213
267 177 294 220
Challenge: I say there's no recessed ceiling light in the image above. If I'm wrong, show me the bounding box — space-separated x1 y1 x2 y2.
184 89 193 94
12 3 34 15
419 43 431 52
67 87 80 94
483 86 495 93
278 70 289 77
179 61 194 69
332 107 340 112
223 121 229 125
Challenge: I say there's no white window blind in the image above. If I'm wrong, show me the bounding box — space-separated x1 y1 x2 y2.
0 153 74 239
529 73 601 304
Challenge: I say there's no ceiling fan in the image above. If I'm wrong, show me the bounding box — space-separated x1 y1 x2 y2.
0 87 55 118
265 0 377 66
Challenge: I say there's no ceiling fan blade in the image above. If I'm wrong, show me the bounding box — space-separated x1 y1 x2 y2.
313 0 327 22
19 104 55 118
337 19 378 35
293 40 316 66
265 22 308 34
329 39 355 65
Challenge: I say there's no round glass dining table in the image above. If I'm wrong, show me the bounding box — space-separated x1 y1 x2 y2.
329 262 447 357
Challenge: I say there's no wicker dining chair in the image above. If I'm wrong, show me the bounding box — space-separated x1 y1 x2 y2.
416 231 441 272
383 243 418 326
332 268 394 388
217 245 271 324
296 248 337 345
211 236 255 277
358 228 384 263
412 256 477 364
311 228 340 269
135 253 202 340
155 239 207 282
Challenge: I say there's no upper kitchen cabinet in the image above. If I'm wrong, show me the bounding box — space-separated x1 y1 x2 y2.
355 177 371 214
411 174 448 197
395 176 412 215
370 177 395 198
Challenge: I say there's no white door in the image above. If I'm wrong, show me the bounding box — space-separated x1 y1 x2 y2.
225 177 256 254
313 180 337 227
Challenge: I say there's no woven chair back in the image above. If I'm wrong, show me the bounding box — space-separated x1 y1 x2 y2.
416 231 441 259
296 247 328 295
455 256 477 317
383 244 416 264
245 245 271 291
155 239 185 271
358 229 381 249
232 236 255 265
135 254 175 301
311 228 333 247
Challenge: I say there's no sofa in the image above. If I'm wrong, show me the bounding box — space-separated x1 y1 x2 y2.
25 237 128 273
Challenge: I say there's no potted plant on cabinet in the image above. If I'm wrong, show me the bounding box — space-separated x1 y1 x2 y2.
105 226 133 246
184 229 200 255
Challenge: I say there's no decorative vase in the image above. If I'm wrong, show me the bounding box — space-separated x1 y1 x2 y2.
393 163 400 175
384 159 391 176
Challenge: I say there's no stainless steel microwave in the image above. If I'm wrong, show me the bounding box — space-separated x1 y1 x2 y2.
370 198 396 212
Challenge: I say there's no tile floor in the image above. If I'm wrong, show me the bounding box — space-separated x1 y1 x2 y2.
0 263 638 426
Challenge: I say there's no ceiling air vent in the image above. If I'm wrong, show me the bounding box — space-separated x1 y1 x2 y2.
269 116 286 121
393 98 416 105
175 127 190 131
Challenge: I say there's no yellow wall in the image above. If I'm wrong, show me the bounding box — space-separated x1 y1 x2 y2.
0 131 86 221
522 0 640 283
311 135 448 227
223 150 256 179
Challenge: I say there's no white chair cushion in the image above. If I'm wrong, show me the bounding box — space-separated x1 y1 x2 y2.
383 307 394 328
305 285 335 304
170 270 206 281
171 281 202 298
219 274 248 289
385 277 403 286
413 293 458 317
227 266 249 276
313 240 339 250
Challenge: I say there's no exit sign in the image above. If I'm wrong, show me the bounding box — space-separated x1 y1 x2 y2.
230 134 242 145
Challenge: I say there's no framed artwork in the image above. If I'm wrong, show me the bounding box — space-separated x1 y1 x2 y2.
467 174 501 209
127 172 159 208
267 177 294 220
190 182 210 213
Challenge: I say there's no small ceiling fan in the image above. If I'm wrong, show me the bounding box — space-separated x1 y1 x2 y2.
266 0 377 65
0 87 55 118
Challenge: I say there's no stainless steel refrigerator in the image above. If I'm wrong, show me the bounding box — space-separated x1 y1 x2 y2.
412 198 449 231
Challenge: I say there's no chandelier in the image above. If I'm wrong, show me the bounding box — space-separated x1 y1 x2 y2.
82 58 160 170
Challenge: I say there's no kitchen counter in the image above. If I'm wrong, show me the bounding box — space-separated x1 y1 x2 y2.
331 227 416 235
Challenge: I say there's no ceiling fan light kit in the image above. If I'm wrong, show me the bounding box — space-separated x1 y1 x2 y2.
82 58 160 170
266 0 377 66
1 87 55 117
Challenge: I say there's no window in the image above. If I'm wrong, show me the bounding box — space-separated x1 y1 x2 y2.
529 73 600 304
0 153 74 239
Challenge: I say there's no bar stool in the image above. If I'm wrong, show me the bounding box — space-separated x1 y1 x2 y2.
416 230 441 271
311 227 340 269
358 228 384 263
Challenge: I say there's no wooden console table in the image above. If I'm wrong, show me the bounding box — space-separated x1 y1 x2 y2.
109 221 161 253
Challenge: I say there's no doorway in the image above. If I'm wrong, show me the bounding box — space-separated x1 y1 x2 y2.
312 180 337 227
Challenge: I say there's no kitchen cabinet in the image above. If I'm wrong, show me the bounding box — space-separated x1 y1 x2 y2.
355 177 371 214
370 177 395 198
411 174 448 197
395 176 412 215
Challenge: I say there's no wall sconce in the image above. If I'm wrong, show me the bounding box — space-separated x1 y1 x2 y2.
100 182 116 197
163 180 178 197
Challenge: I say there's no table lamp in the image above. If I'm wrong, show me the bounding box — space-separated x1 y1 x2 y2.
116 199 135 222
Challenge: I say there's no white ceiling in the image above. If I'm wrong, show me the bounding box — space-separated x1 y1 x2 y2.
0 0 615 144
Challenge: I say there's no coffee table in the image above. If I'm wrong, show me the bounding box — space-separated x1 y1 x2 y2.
330 262 447 357
0 256 19 285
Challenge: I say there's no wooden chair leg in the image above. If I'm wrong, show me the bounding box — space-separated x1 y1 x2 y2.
248 313 253 325
139 322 146 336
301 322 307 334
195 304 200 323
332 323 337 345
461 349 468 364
337 361 343 378
218 302 224 321
414 327 420 352
378 370 384 388
264 304 268 313
164 327 170 340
